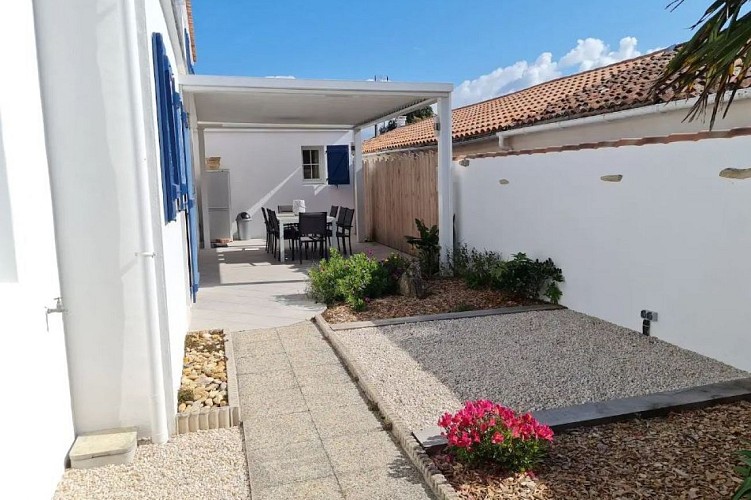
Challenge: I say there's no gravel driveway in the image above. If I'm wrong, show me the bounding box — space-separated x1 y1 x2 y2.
330 310 747 431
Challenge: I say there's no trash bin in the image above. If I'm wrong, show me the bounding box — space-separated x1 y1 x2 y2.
236 212 251 240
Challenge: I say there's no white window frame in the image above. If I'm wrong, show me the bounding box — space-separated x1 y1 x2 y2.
301 146 325 184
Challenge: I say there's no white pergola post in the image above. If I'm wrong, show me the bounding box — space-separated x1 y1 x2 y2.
437 95 453 264
197 128 210 249
353 127 366 242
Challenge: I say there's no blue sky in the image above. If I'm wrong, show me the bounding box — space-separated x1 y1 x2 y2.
192 0 709 107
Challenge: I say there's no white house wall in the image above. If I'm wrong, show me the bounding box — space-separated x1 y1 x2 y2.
455 135 751 371
204 130 355 239
33 0 191 439
0 2 74 496
145 0 191 428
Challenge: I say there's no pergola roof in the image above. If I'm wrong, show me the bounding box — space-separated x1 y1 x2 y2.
180 75 453 129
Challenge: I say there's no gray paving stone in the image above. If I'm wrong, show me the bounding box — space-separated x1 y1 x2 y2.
281 334 330 353
322 430 403 475
233 328 278 345
301 382 365 410
243 411 319 451
233 338 285 358
286 346 342 367
310 403 384 439
338 465 433 500
234 352 290 375
247 439 333 489
237 370 297 395
275 322 319 337
253 476 344 500
240 387 307 418
293 363 352 387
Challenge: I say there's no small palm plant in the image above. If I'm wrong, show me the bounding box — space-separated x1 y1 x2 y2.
654 0 751 128
733 449 751 500
405 219 440 277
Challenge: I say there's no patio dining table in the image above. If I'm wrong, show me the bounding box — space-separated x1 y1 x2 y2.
276 213 336 262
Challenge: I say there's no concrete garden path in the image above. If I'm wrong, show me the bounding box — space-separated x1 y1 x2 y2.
233 321 434 500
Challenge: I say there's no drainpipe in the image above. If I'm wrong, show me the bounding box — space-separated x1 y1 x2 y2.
122 0 169 444
497 89 751 149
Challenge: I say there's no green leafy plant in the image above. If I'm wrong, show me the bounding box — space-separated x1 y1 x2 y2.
492 252 564 304
307 249 390 311
405 219 440 277
733 449 751 500
449 244 504 289
381 252 412 294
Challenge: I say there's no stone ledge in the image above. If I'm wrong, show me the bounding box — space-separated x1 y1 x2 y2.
328 304 564 331
69 427 137 469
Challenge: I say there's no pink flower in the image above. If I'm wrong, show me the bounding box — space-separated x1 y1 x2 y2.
491 431 505 444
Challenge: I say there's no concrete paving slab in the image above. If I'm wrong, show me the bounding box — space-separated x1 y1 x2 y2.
246 439 333 489
300 382 366 410
293 363 352 387
243 411 319 451
235 352 291 375
236 370 297 395
310 403 384 439
233 339 286 358
286 347 342 367
240 387 307 418
252 476 344 500
322 430 404 475
338 465 433 500
233 328 279 344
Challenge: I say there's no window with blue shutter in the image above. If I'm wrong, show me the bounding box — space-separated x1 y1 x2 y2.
184 30 194 75
326 145 350 185
152 32 200 300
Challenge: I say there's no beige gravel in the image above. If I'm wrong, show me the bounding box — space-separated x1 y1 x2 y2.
54 428 250 500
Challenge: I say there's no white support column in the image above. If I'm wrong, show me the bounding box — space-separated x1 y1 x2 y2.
197 128 210 249
437 95 453 265
353 127 366 242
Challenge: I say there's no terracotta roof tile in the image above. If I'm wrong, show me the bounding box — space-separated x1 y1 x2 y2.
364 49 740 153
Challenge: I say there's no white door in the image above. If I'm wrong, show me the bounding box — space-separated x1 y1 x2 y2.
0 3 74 496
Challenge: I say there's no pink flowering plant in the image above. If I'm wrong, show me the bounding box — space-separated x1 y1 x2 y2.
438 400 554 472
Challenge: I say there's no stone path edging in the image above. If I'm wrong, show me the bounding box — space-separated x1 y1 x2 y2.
224 330 242 418
327 304 564 331
314 314 460 500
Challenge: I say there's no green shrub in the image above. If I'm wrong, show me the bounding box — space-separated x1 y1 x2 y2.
450 244 504 289
405 219 440 277
308 249 350 305
307 249 392 311
493 252 564 304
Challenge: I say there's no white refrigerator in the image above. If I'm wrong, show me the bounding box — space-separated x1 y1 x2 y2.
206 169 232 242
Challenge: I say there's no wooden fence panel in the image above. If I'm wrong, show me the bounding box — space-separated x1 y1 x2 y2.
363 151 438 255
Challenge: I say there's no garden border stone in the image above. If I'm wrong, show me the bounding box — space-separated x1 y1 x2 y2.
414 376 751 452
314 314 461 500
327 303 564 331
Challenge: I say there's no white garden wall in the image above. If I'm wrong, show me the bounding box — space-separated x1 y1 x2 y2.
204 129 354 239
455 135 751 372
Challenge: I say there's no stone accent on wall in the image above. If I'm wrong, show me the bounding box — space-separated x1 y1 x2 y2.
600 174 623 182
719 167 751 180
498 179 510 185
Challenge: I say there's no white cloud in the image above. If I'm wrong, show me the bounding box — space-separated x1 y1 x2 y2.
265 75 295 79
453 37 654 108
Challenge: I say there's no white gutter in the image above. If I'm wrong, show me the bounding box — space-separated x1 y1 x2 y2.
123 0 169 444
496 89 751 149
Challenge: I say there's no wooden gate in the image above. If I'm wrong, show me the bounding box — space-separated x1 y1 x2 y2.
363 150 438 255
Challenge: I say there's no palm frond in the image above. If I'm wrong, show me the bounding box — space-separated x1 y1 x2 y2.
653 0 751 129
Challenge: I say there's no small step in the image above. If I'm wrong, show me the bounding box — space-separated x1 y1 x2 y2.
69 427 137 469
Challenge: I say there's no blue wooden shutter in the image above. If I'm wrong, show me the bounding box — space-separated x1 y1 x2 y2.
326 145 350 185
184 30 194 74
183 116 200 300
152 33 179 222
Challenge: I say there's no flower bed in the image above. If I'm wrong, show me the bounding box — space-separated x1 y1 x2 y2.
322 277 540 323
433 401 751 499
177 330 229 413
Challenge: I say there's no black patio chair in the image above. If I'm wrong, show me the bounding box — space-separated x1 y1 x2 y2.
336 208 355 256
326 206 339 247
261 207 271 253
295 212 328 263
268 209 296 261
